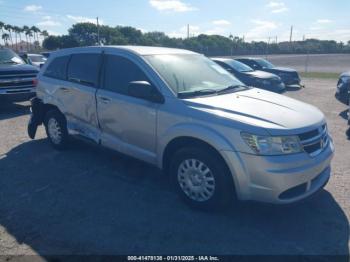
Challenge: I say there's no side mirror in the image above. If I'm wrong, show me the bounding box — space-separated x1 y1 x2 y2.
127 81 164 104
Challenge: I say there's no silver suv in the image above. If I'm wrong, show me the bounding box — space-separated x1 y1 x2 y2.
28 46 334 209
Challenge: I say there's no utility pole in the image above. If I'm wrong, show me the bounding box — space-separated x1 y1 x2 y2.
266 37 271 59
289 25 293 43
97 17 100 45
187 24 190 39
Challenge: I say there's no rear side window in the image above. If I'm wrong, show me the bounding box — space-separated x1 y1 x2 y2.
215 61 231 71
103 55 149 95
67 53 101 87
44 56 70 80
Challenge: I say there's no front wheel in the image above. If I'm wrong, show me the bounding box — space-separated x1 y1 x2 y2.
170 147 235 210
44 110 69 150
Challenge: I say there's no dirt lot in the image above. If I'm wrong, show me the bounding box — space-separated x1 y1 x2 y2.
0 78 349 258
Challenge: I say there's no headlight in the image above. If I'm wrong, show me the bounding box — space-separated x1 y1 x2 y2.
241 132 303 155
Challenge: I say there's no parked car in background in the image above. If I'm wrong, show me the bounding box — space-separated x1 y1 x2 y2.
28 46 333 209
0 48 39 103
336 71 350 105
236 57 302 87
28 54 47 68
41 52 51 59
212 58 285 93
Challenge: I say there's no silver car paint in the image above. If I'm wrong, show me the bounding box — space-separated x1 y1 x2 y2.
37 46 334 204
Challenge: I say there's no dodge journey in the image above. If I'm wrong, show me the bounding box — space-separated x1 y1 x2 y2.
28 46 334 209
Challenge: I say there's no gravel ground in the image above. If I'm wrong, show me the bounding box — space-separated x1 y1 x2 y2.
0 78 349 258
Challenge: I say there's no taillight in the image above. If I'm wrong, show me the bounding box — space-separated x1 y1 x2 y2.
33 78 38 87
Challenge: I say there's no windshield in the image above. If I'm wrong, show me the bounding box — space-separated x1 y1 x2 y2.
145 54 243 97
0 49 24 65
227 60 254 72
29 55 46 63
256 59 275 69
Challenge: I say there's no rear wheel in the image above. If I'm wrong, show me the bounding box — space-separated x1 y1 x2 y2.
170 147 235 210
44 110 69 150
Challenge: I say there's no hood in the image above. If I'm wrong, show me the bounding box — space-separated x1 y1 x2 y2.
340 71 350 78
0 63 39 74
267 67 297 73
243 70 279 80
184 88 324 135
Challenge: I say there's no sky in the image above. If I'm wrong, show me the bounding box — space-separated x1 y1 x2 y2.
1 0 350 42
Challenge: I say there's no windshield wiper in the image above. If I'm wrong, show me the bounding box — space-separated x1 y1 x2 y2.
1 60 19 64
178 89 218 98
217 84 247 94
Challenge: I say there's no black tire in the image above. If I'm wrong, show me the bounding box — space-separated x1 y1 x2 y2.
170 147 235 210
44 110 69 150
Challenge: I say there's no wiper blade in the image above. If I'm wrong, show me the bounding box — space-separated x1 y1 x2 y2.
178 89 218 98
1 60 18 64
217 85 247 94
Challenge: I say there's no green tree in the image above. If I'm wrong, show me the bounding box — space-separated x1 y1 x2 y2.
68 22 98 46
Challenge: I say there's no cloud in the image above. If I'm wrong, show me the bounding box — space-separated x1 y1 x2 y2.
266 1 288 13
46 30 60 36
316 19 333 24
149 0 197 12
212 20 231 26
204 27 227 35
168 25 200 38
306 28 350 42
66 15 103 24
37 18 61 27
246 19 278 40
23 4 42 12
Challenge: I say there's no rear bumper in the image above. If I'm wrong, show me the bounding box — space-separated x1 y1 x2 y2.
221 138 334 204
0 88 36 102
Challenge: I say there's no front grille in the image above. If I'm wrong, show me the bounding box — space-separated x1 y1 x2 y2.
0 73 37 90
298 124 328 157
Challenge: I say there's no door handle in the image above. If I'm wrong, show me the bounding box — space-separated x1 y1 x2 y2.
98 96 111 103
60 87 70 92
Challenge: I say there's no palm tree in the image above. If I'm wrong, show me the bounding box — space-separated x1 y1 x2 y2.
12 26 21 51
25 29 33 51
4 24 14 48
23 26 30 51
0 21 5 46
31 26 41 49
2 33 9 46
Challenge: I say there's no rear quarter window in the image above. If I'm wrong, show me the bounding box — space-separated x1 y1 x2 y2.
44 56 70 80
67 53 101 87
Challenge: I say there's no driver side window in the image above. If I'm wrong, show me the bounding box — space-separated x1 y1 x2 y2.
103 55 150 95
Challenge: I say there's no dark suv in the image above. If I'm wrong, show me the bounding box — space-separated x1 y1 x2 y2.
0 48 39 103
236 58 301 87
336 71 350 105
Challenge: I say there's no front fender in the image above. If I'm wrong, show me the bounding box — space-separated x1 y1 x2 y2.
157 122 236 168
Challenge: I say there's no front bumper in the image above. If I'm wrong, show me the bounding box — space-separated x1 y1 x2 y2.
335 82 349 105
0 88 36 102
283 77 301 86
221 138 334 204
